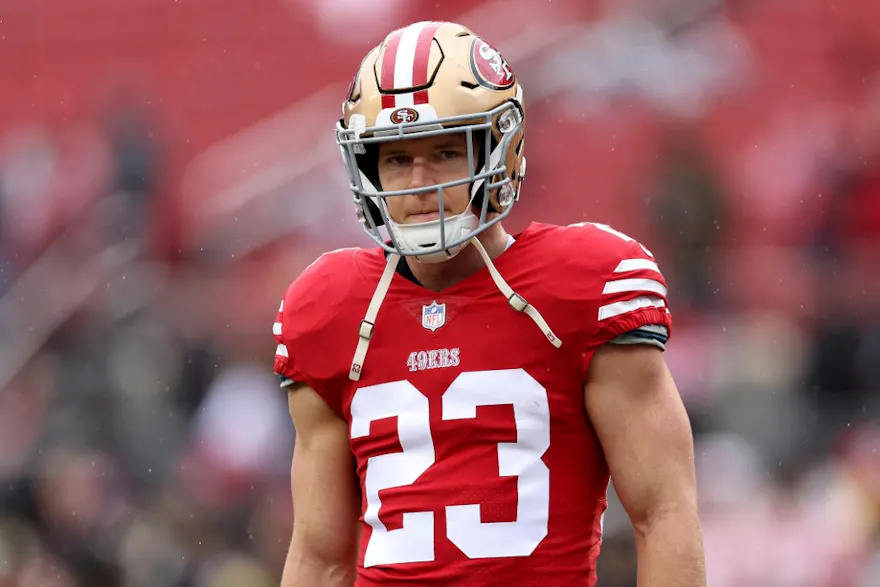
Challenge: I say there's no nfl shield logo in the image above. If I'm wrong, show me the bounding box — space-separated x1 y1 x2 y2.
422 301 446 332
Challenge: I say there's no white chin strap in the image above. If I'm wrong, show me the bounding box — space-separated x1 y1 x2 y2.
468 238 562 349
386 209 478 264
348 252 399 381
349 237 562 381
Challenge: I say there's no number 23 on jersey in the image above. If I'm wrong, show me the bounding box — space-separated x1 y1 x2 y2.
350 369 550 567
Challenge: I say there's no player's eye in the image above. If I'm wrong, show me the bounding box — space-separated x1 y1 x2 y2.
385 155 412 166
437 149 463 160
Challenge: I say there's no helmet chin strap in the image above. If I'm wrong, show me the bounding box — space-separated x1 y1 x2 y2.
349 251 399 381
348 236 562 382
359 122 508 262
385 207 478 264
469 237 562 348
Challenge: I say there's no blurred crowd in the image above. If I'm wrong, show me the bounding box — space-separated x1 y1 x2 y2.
0 1 878 586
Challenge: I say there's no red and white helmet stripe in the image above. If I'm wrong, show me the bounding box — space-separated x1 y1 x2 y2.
380 21 443 109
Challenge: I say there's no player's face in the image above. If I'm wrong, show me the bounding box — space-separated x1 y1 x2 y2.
377 134 474 224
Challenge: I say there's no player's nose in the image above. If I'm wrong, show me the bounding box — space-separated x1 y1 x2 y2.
408 159 436 190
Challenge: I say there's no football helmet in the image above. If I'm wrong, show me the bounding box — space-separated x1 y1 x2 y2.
335 21 527 262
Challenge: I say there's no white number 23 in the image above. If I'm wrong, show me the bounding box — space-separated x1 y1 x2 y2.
350 368 550 567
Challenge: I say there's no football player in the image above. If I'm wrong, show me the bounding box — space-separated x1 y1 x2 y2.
274 20 706 587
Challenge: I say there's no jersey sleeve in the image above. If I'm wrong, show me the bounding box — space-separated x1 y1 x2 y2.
272 298 300 388
270 251 358 417
609 324 669 350
594 250 671 345
567 223 673 354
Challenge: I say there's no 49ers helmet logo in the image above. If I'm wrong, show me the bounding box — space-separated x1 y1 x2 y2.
390 107 419 124
469 38 515 91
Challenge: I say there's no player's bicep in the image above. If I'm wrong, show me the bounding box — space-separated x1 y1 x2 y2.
584 344 696 531
287 383 360 566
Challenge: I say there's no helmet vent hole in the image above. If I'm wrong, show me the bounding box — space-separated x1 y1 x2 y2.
460 81 478 89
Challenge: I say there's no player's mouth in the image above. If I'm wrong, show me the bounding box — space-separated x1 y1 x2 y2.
406 210 454 223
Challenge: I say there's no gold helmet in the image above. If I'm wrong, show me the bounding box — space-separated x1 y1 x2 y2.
335 21 526 261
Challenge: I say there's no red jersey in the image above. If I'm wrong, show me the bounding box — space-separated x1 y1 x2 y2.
273 222 672 587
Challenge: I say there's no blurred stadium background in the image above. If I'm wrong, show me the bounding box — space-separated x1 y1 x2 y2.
0 0 878 585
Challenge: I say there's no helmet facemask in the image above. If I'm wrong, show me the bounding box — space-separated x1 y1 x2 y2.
336 97 525 263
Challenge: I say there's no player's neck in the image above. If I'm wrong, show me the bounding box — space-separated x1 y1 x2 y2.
405 224 509 292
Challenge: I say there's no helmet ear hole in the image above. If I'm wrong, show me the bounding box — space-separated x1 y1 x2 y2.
486 122 525 210
469 129 503 215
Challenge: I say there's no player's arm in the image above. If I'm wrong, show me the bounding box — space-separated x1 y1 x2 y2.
281 382 360 587
584 344 706 587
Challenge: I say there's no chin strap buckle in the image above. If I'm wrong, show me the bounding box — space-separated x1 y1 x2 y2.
507 292 529 312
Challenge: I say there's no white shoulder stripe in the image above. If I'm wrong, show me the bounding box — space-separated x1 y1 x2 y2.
273 322 282 336
603 278 667 297
592 223 633 241
598 296 666 321
275 344 289 358
590 223 654 257
568 222 655 257
614 258 660 274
